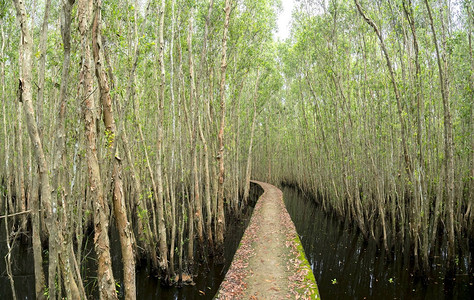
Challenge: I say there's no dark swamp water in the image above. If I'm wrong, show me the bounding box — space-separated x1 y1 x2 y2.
282 186 474 300
2 183 473 299
0 183 263 300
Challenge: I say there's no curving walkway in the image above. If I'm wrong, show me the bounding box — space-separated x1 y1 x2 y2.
216 180 319 299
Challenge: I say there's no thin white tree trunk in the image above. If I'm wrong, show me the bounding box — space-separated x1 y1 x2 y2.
243 70 260 205
12 1 55 298
156 0 169 278
216 0 231 252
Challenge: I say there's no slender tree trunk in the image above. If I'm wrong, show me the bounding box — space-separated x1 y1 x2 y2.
15 99 26 228
177 87 185 283
424 0 456 270
116 0 157 269
243 70 260 205
53 0 83 297
198 115 214 250
266 122 272 182
187 7 205 255
465 4 474 240
4 212 17 300
156 0 169 278
197 1 214 248
31 167 46 299
133 86 159 249
402 0 429 272
4 18 37 298
78 0 118 298
12 1 55 298
354 0 412 177
216 0 231 253
36 0 52 138
168 0 178 276
233 95 241 214
112 157 136 299
0 20 5 214
92 1 136 297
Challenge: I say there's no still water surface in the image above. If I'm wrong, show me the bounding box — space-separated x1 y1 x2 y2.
2 184 473 299
282 186 474 300
0 183 261 299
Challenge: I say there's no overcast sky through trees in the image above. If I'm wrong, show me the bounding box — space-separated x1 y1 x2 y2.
276 0 294 40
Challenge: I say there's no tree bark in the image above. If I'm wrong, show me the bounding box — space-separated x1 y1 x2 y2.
78 0 118 298
187 6 205 256
4 212 17 300
465 3 474 240
402 0 429 272
423 0 456 270
12 1 54 298
198 0 215 250
354 0 412 177
243 70 260 205
36 0 52 138
54 0 83 297
31 167 46 299
167 0 176 276
156 0 169 278
116 0 158 270
92 1 136 297
15 99 26 227
216 0 231 253
0 17 4 212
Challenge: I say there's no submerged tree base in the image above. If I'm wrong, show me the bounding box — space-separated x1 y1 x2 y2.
283 185 474 299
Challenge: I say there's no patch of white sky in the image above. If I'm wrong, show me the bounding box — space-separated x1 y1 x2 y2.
275 0 295 40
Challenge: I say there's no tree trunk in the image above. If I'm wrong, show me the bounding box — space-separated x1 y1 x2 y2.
465 3 474 242
31 167 46 299
15 100 26 228
92 1 136 297
243 70 260 205
4 212 17 300
187 6 205 256
156 0 169 278
36 0 52 138
198 115 214 250
112 157 136 299
53 0 83 296
216 0 231 253
197 2 214 248
168 0 177 276
402 0 429 272
354 0 412 177
78 0 118 298
117 0 157 269
424 0 456 270
12 1 54 298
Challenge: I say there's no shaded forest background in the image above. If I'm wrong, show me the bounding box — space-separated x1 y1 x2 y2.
0 0 473 299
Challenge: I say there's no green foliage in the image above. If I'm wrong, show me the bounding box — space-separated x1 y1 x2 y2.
2 0 472 293
0 0 8 20
250 0 474 276
115 280 121 294
105 129 115 148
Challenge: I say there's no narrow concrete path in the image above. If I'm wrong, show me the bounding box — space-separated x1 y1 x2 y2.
216 181 319 299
